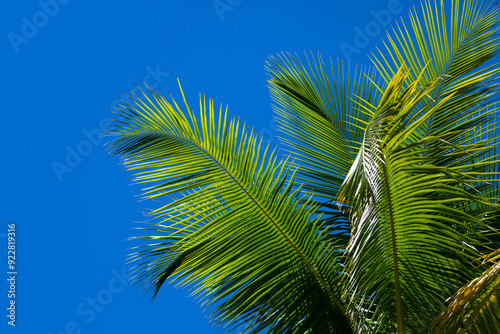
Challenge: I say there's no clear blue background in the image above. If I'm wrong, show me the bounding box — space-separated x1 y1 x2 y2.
1 1 413 333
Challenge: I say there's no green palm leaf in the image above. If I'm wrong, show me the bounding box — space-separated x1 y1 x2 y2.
105 79 354 333
368 0 500 258
266 52 380 199
338 64 500 333
371 0 500 142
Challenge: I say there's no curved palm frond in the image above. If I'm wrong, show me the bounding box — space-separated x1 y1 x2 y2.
337 64 500 334
266 52 380 199
431 247 500 334
105 79 354 333
365 0 500 265
371 0 500 143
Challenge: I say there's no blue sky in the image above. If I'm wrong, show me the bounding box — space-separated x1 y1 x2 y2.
2 1 413 333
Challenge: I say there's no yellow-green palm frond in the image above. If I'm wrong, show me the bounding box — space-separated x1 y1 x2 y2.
371 0 500 143
105 79 354 333
431 246 500 334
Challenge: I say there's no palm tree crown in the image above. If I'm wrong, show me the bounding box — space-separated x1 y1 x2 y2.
106 0 500 332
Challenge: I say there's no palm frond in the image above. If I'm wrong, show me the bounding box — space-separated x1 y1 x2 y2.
105 79 354 333
266 52 380 199
371 0 500 142
338 64 500 334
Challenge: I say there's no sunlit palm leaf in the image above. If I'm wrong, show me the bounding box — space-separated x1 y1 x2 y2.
105 79 354 333
371 0 500 142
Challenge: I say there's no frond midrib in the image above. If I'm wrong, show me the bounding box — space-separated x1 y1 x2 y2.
382 158 405 333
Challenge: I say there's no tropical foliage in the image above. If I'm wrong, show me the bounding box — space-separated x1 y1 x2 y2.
106 0 500 333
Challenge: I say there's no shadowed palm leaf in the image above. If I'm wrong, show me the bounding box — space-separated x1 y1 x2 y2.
266 52 379 199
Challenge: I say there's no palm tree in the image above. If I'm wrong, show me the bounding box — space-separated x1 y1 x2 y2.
105 0 500 332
